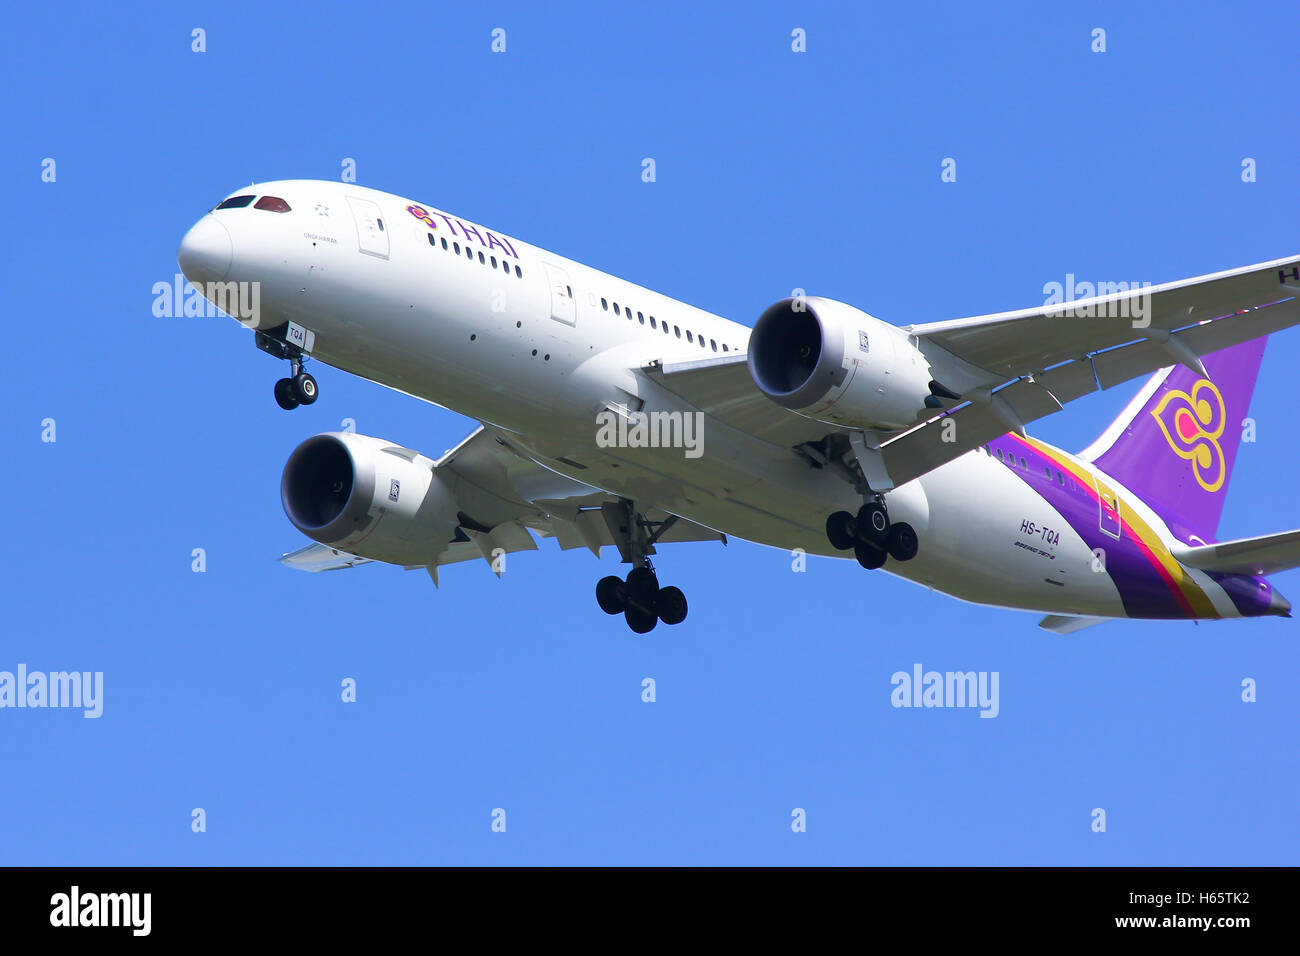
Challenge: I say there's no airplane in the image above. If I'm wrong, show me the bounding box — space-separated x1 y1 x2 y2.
177 179 1300 634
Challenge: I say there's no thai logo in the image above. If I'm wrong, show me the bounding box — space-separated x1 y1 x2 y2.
406 205 436 229
1150 378 1227 492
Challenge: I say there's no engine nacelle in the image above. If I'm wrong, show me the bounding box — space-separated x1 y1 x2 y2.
747 297 936 430
281 431 460 566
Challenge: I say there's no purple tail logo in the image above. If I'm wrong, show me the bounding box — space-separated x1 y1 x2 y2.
1088 336 1266 543
1150 379 1227 493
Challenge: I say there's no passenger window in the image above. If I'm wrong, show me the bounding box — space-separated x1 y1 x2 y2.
614 303 621 316
601 298 608 311
1020 457 1027 469
674 326 681 338
478 251 485 263
710 339 717 351
1057 470 1065 485
515 265 522 278
686 331 693 343
567 285 573 297
638 312 645 324
996 449 1004 461
216 195 255 209
491 256 497 267
650 316 657 329
427 233 437 246
454 242 460 254
722 344 729 352
441 237 448 250
376 218 384 231
254 196 291 213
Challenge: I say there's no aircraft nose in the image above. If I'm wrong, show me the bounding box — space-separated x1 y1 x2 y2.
178 215 232 286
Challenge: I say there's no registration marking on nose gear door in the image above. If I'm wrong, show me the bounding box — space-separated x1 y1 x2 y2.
287 322 316 353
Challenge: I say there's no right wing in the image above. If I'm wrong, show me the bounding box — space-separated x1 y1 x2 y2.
649 255 1300 489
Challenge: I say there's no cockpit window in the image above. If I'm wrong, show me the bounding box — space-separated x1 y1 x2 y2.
254 196 291 213
216 195 256 209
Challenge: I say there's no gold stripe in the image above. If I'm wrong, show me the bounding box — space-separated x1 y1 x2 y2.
1019 436 1220 619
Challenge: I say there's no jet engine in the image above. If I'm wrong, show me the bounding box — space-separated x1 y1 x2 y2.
281 431 461 566
747 296 939 430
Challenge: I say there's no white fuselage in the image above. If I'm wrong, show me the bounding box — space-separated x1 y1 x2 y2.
186 179 1250 621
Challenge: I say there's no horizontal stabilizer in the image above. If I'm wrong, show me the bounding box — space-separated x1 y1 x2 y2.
1038 614 1105 635
1174 529 1300 576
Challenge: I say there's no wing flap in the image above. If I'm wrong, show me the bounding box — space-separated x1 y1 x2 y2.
280 543 375 572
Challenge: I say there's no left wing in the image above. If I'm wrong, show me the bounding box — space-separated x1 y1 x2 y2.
280 425 726 581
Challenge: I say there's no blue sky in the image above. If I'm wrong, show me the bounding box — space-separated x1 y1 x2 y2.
1 1 1296 864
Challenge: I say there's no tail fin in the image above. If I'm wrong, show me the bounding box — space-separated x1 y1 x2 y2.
1079 337 1267 544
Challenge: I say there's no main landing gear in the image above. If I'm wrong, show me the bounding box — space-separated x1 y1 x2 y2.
596 563 688 634
256 330 319 410
825 497 919 569
593 500 689 634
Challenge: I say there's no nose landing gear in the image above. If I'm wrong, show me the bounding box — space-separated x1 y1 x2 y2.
274 367 318 410
256 330 319 410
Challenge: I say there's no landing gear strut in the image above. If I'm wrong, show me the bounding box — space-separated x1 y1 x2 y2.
801 431 921 570
257 330 319 410
594 500 690 634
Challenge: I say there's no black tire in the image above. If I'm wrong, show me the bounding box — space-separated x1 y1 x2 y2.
657 585 688 625
625 605 658 634
274 378 299 410
825 510 856 551
887 522 919 562
624 567 659 610
854 540 886 570
856 501 890 546
293 371 319 405
596 575 625 614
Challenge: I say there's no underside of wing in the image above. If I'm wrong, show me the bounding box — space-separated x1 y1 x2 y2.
279 425 725 583
907 254 1300 386
648 255 1300 491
